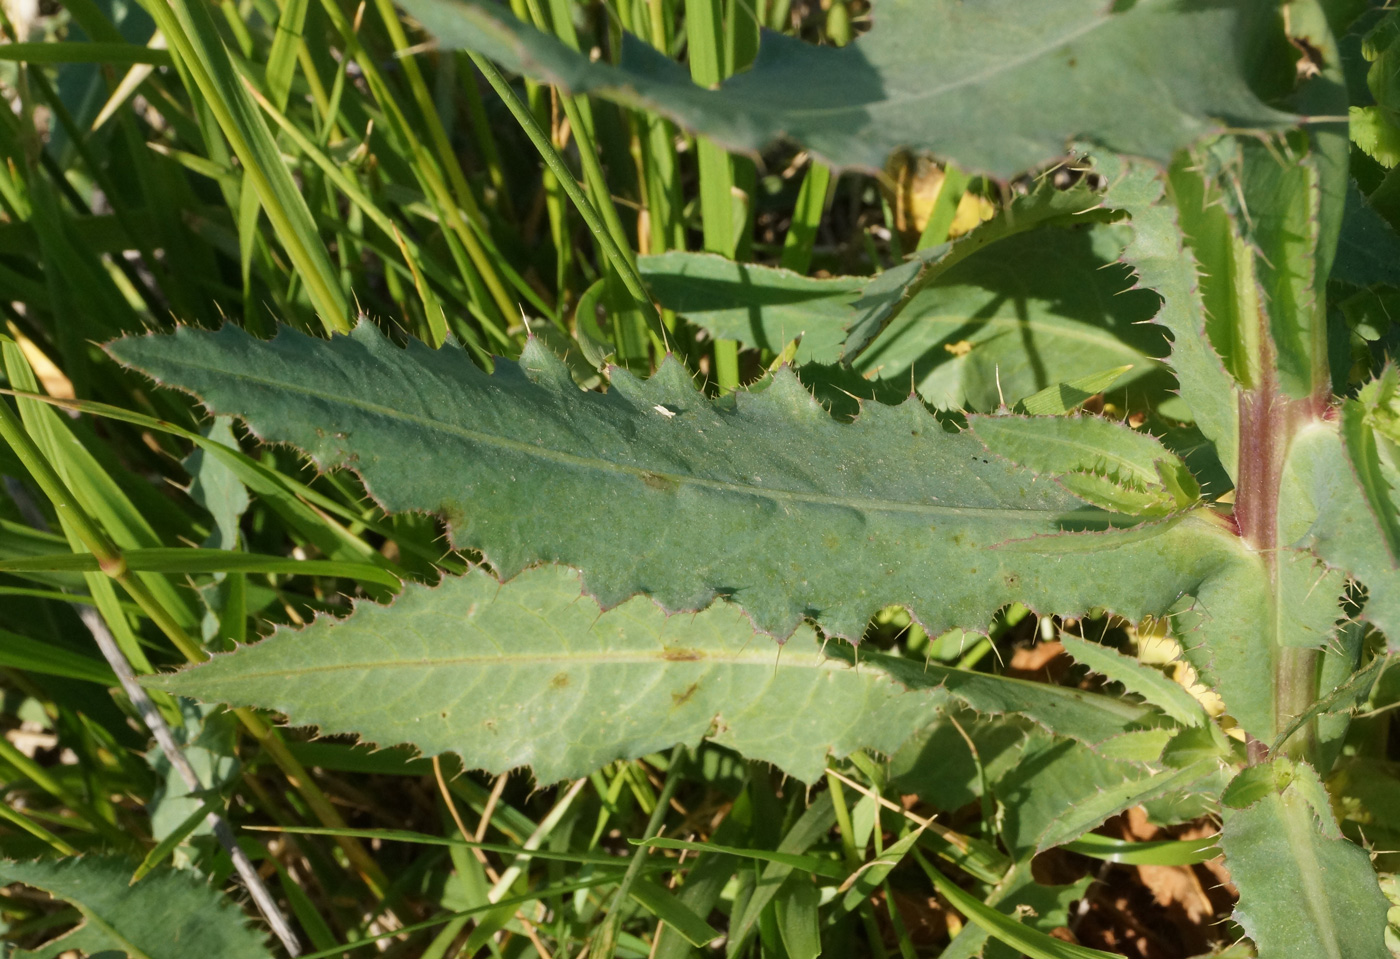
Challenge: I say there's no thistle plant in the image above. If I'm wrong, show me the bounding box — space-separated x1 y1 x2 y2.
6 0 1400 956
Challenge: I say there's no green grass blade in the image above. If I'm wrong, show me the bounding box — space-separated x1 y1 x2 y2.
628 877 721 948
1061 833 1220 866
140 0 350 332
632 838 845 879
0 42 173 66
0 548 402 589
0 626 118 685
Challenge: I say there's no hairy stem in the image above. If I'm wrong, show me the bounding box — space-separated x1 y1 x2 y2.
1235 379 1322 761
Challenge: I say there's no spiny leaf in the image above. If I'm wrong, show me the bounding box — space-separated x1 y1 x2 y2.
1057 633 1210 728
640 184 1165 412
1033 757 1224 852
1220 758 1390 959
1334 181 1400 288
1104 154 1241 479
398 0 1294 176
1233 139 1327 400
144 566 1164 783
969 413 1199 516
636 253 864 365
1281 420 1400 648
108 321 1236 643
110 322 1346 739
1172 541 1345 737
1 856 273 959
1343 367 1400 563
1061 833 1220 866
921 858 1120 959
1166 150 1265 393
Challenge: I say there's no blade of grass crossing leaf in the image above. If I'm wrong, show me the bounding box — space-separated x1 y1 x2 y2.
0 42 174 66
131 800 216 883
838 826 926 914
1062 833 1220 866
2 390 426 573
390 224 449 346
632 838 845 879
0 736 128 846
0 548 402 589
0 799 80 855
780 159 831 275
306 0 516 340
917 165 971 250
265 0 309 110
367 0 518 329
2 365 390 896
522 0 634 268
1340 398 1400 563
239 85 485 356
685 0 741 389
594 746 686 959
1013 366 1135 416
726 792 836 959
629 877 721 947
3 339 197 629
912 849 1120 959
774 875 821 959
295 872 668 959
249 825 640 866
274 862 340 953
469 52 664 342
0 626 117 684
137 0 350 332
1058 633 1209 727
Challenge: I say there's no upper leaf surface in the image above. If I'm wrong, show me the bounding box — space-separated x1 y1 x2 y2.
1220 758 1390 959
643 214 1165 413
1 856 273 959
148 567 950 783
1281 420 1400 648
146 566 1163 783
1105 156 1242 479
1058 634 1211 728
969 414 1199 517
110 322 1237 641
1235 140 1327 399
399 0 1294 176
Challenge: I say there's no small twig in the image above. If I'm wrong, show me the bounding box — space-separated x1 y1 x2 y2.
78 607 302 956
3 476 300 956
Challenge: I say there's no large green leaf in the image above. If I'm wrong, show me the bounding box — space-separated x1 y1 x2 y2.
641 191 1167 412
637 254 864 366
1107 155 1242 479
110 322 1343 738
1281 419 1400 647
149 566 951 782
854 224 1164 412
969 413 1199 517
651 155 1235 443
399 0 1294 176
1234 139 1328 399
1220 758 1390 959
147 565 1169 782
0 856 273 959
109 323 1240 643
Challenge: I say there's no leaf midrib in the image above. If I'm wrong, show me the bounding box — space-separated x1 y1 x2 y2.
726 7 1115 122
172 357 1105 523
160 647 861 682
1279 791 1344 958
